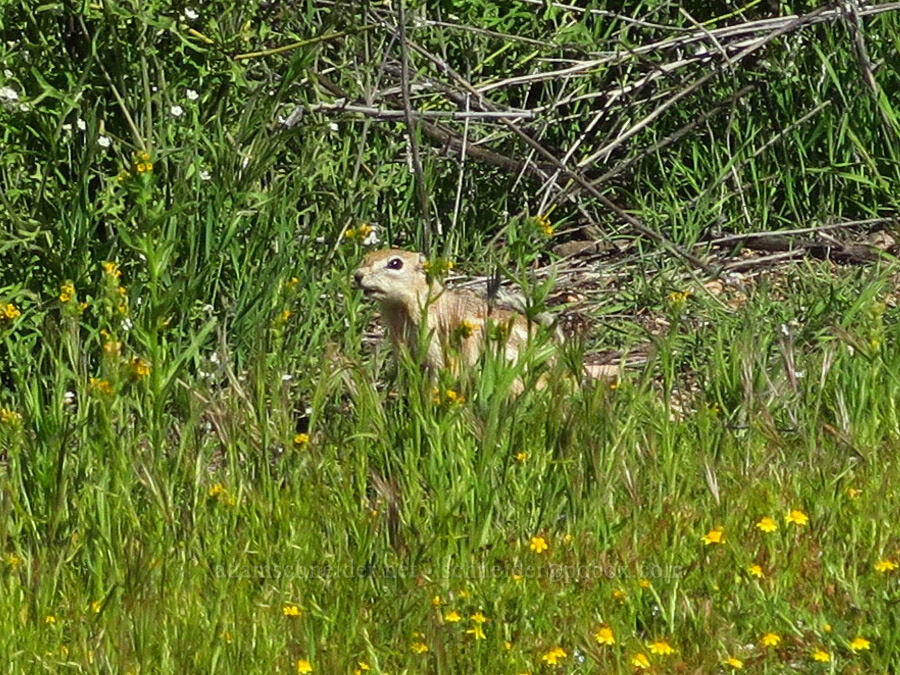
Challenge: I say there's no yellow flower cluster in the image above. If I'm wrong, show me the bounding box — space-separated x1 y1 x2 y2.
432 388 465 406
540 646 566 665
1 303 20 320
423 257 454 282
59 282 75 303
344 223 373 243
0 407 23 427
130 357 151 379
668 290 691 310
534 213 554 237
134 150 153 174
282 603 302 617
89 377 113 397
452 319 477 341
529 536 548 554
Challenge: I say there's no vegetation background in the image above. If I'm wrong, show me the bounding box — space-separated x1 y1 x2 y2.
1 0 899 671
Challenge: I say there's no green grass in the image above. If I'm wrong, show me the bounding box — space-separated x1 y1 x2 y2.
2 0 900 672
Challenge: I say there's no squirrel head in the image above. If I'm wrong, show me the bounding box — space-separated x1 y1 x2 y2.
354 249 432 308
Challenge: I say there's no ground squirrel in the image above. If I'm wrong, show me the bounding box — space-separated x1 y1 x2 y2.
354 249 553 383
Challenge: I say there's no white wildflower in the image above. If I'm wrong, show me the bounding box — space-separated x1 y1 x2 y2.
170 104 184 118
183 8 199 20
0 86 18 103
97 135 112 148
199 170 211 181
76 118 86 131
185 88 199 101
362 227 380 247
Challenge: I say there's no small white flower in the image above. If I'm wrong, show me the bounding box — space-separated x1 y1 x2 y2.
0 86 18 102
170 104 184 118
329 122 339 132
97 135 112 148
76 118 86 131
121 318 133 332
281 374 293 382
185 88 199 101
61 123 72 132
63 391 76 406
2 69 12 78
183 8 199 20
199 170 212 181
362 228 380 247
209 351 220 364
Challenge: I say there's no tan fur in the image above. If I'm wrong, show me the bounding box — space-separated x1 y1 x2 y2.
354 249 538 376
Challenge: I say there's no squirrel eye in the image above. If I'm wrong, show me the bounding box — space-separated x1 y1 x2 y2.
387 257 404 270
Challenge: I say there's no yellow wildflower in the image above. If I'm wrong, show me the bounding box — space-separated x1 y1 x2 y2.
470 611 487 624
130 357 151 378
44 615 56 625
0 408 23 427
515 451 528 463
822 623 832 633
702 527 725 545
102 340 121 356
465 624 486 640
648 639 676 656
90 601 102 613
639 578 651 588
294 433 310 446
849 636 870 652
874 559 897 573
756 516 778 533
540 646 566 665
295 659 312 673
847 487 862 499
353 663 370 675
534 213 554 237
282 603 301 617
431 595 442 607
760 632 781 648
529 536 548 554
612 588 627 603
2 303 20 320
594 625 615 646
785 509 809 526
668 290 691 309
102 261 121 279
631 652 650 669
207 483 226 499
59 282 75 303
724 656 743 669
411 641 428 654
444 610 461 623
454 320 477 339
747 564 764 578
89 377 113 396
812 649 830 662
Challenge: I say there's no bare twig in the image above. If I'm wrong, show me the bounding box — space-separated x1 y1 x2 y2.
398 0 432 254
